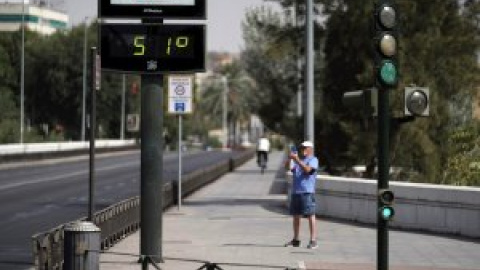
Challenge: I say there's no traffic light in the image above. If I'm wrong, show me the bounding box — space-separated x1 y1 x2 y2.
374 1 398 88
405 87 429 116
378 189 395 221
342 88 378 117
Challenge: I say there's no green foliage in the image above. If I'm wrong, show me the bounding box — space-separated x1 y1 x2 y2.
242 0 480 185
205 136 222 148
443 124 480 186
198 60 257 146
242 5 323 141
0 22 145 142
0 88 19 143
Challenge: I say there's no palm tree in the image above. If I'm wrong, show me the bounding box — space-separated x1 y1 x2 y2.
199 60 257 147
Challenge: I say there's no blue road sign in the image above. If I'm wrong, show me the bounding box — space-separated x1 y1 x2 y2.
175 102 186 112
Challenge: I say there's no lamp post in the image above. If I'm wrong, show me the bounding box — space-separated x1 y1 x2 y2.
120 74 126 140
81 17 89 141
304 0 314 142
20 0 25 144
221 76 228 149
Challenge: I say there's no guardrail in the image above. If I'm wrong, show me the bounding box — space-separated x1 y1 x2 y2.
0 140 138 163
31 149 255 270
286 174 480 238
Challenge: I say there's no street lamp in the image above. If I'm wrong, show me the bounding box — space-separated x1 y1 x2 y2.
81 17 89 141
20 0 25 144
305 0 314 142
120 74 126 140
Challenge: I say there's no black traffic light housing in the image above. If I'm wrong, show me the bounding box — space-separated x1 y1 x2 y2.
405 87 430 117
378 189 395 221
374 1 399 88
342 88 378 117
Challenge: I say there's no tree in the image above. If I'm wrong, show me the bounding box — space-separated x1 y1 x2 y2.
443 123 480 186
241 0 479 184
242 5 320 141
199 60 257 147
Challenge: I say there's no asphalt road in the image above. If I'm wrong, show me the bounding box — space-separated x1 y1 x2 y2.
0 149 240 270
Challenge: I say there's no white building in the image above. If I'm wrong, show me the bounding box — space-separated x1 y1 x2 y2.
0 1 68 35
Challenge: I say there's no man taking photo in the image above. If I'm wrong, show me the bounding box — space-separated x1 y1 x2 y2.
285 141 319 249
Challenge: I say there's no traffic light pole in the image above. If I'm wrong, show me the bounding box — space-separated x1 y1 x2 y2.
377 87 390 270
374 1 398 269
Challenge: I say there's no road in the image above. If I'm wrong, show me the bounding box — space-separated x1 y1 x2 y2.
0 149 239 269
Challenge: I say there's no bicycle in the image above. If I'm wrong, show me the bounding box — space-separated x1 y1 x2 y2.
258 153 267 174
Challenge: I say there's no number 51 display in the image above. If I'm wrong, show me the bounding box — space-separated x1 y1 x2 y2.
100 24 206 74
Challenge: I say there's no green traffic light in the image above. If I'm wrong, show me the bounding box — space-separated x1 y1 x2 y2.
379 60 397 86
380 206 395 220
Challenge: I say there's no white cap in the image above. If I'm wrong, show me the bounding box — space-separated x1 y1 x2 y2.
301 141 314 148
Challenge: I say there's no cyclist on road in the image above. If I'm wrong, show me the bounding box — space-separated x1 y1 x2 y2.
256 135 271 167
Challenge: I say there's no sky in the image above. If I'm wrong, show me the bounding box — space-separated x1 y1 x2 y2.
61 0 271 53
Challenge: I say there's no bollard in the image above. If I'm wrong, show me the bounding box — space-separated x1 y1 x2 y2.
63 221 101 270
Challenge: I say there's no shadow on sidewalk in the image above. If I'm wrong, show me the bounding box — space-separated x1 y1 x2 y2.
183 198 289 216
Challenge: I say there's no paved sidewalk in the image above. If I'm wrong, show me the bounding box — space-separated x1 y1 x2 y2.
100 151 480 270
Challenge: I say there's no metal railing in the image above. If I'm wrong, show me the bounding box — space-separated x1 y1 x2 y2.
31 150 254 270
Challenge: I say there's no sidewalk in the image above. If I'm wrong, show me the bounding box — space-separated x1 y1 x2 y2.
100 151 480 270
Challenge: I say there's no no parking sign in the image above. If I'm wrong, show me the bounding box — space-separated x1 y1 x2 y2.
167 75 194 114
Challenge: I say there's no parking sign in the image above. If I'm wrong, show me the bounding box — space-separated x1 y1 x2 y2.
168 75 194 114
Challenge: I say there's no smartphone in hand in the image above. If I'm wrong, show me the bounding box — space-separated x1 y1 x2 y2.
290 145 297 154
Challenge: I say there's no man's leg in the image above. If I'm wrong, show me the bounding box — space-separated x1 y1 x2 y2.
293 215 301 240
307 214 316 241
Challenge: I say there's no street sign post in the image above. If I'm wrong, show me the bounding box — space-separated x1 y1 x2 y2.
167 75 194 211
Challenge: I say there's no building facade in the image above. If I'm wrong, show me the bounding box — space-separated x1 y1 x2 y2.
0 1 68 35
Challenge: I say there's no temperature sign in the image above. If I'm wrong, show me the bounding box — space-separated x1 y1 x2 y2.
100 23 206 73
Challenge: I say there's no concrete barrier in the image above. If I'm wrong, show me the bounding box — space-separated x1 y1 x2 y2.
286 174 480 238
0 140 138 163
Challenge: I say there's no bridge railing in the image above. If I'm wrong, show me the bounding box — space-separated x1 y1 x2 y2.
31 149 255 270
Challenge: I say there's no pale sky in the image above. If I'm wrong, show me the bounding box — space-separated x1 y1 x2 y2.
61 0 271 53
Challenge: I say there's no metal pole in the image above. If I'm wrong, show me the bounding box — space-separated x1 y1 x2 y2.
20 0 25 144
81 18 88 141
377 85 390 270
222 76 228 149
140 74 164 263
88 47 97 222
305 0 314 141
120 74 126 140
178 115 182 210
